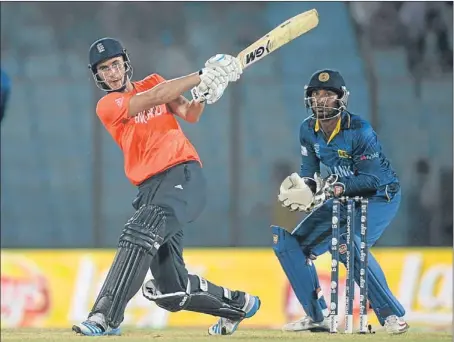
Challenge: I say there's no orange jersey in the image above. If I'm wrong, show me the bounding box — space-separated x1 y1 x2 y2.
96 74 201 185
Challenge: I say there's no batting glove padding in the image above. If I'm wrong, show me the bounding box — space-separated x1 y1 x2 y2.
192 67 229 104
205 54 242 82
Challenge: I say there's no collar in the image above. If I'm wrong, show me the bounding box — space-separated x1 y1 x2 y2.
314 112 351 144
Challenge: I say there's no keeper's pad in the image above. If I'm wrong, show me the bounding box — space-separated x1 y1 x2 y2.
142 275 246 321
337 234 405 325
90 205 166 328
272 225 328 322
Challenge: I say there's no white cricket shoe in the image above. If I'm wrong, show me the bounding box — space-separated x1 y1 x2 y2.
72 313 121 336
208 293 261 335
384 315 409 335
282 315 330 332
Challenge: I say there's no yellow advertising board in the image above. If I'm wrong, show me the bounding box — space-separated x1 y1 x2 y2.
1 248 451 331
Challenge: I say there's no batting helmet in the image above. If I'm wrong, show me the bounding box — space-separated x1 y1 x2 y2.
88 37 133 92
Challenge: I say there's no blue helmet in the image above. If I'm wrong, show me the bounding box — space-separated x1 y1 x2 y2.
304 69 349 119
88 37 133 92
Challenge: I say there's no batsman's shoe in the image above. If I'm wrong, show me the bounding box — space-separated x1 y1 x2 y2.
208 294 261 335
384 315 409 335
282 315 330 332
72 317 121 336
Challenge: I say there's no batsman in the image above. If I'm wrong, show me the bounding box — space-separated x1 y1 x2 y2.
72 37 260 336
272 69 409 334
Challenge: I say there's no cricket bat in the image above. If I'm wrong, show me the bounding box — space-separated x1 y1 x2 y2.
237 9 319 69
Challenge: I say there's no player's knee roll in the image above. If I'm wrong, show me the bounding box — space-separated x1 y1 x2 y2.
121 204 167 255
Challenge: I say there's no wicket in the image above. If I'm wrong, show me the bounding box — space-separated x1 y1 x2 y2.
330 196 369 334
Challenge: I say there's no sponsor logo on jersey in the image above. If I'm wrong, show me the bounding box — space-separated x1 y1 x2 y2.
360 152 379 161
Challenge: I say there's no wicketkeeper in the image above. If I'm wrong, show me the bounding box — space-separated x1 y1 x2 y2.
272 69 409 335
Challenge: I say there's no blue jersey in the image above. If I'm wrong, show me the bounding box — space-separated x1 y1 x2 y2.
1 69 11 123
299 112 399 197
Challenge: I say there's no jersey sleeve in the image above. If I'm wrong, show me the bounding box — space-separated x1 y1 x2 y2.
96 93 133 128
299 123 320 178
340 126 381 196
143 73 166 86
152 73 166 83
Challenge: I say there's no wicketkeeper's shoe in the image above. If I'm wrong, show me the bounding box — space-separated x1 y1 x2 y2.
384 315 409 335
282 315 330 332
72 313 121 336
208 293 261 335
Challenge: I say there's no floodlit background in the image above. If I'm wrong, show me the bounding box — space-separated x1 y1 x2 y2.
1 1 452 333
